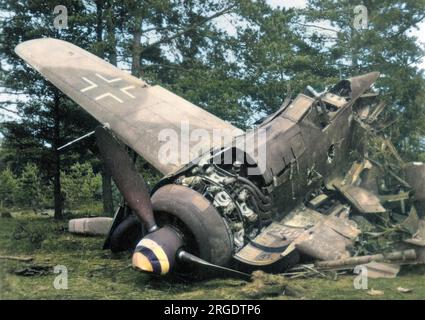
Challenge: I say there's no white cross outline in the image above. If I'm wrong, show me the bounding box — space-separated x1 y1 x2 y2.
120 86 136 99
95 73 122 83
95 93 123 103
80 77 98 92
79 74 137 104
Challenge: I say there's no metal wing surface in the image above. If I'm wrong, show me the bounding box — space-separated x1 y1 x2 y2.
15 38 243 174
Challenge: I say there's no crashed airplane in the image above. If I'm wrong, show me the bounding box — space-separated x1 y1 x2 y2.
15 38 425 279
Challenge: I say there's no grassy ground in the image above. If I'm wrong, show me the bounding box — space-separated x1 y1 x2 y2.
1 214 425 300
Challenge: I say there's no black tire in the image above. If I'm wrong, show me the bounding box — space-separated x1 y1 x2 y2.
151 184 234 267
109 214 142 253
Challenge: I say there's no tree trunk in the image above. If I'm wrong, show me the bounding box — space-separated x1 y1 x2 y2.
101 169 114 215
131 16 143 77
97 0 117 216
52 90 63 219
105 0 117 66
95 0 103 55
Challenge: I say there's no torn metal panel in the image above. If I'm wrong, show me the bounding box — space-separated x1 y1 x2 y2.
321 93 347 109
348 72 381 101
325 177 343 191
404 219 425 247
361 262 400 279
308 194 329 209
234 222 303 266
359 165 381 194
282 94 314 122
404 162 425 200
326 203 350 217
335 184 386 214
281 212 361 261
343 159 373 186
404 163 425 215
293 223 353 261
322 215 361 240
401 207 419 235
280 205 323 229
330 72 380 101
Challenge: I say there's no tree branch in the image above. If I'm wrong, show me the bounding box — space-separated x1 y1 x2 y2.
389 14 425 38
0 105 19 114
142 26 177 34
0 90 26 95
141 4 236 53
293 22 339 33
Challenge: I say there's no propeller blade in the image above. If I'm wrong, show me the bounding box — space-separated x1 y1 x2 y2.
95 127 158 232
177 250 251 280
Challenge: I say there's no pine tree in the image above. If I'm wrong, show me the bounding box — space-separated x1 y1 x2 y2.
0 167 18 208
0 0 97 218
17 163 42 209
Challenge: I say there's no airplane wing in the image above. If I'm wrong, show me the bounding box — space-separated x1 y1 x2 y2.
15 38 243 175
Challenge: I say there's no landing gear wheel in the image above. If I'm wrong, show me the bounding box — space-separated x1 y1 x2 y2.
108 184 234 276
151 184 234 267
109 214 142 253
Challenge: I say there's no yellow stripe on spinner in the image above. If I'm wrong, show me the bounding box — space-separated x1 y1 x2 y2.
132 252 153 273
139 238 170 274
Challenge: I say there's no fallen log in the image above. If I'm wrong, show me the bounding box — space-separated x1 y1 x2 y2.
0 255 34 262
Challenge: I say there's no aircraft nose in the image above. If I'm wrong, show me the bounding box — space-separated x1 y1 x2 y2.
132 226 183 275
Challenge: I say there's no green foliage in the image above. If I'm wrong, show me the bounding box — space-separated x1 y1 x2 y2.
16 163 43 209
10 219 67 251
12 221 47 250
61 162 102 209
232 1 340 122
0 162 103 211
0 167 18 207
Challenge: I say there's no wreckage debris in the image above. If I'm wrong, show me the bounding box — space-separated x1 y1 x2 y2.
282 214 360 261
367 289 384 296
17 38 425 281
313 249 416 270
64 126 425 281
241 270 303 298
276 143 425 279
13 265 52 276
397 287 412 293
0 255 33 262
68 217 113 236
359 262 400 279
